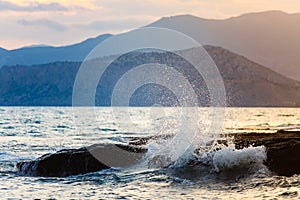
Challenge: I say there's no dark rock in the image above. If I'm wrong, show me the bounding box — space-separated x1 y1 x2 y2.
17 143 147 177
234 130 300 176
17 130 300 177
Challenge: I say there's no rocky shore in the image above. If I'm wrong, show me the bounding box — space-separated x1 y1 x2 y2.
17 130 300 177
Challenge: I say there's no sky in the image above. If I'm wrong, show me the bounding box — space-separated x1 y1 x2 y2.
1 0 300 50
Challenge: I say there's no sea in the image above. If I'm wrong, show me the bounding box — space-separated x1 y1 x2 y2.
0 107 299 199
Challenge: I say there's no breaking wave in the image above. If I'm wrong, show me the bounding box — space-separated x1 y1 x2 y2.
142 134 268 176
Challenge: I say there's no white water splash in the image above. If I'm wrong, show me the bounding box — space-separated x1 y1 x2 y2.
144 132 268 174
212 146 267 172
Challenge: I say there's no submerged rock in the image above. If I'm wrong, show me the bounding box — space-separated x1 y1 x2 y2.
17 130 300 177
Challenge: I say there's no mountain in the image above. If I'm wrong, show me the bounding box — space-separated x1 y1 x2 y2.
1 11 299 81
205 46 300 106
0 48 7 53
0 46 299 107
0 34 112 67
147 11 300 81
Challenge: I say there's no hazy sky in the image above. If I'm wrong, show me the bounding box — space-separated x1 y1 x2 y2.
1 0 300 49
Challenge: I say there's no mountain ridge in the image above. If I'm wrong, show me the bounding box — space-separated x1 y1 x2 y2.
147 10 300 80
1 11 300 80
0 34 112 67
0 45 299 107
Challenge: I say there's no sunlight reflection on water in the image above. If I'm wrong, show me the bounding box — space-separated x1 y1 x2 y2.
0 107 299 199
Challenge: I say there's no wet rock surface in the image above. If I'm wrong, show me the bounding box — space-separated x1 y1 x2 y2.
234 130 300 176
17 143 146 177
17 130 300 177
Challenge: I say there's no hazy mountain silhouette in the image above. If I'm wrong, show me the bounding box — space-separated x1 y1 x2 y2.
147 11 300 80
0 46 299 107
1 11 299 80
0 48 7 53
0 34 112 67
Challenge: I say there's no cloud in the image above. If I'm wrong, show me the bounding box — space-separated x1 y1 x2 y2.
0 1 81 12
18 19 68 32
2 0 300 50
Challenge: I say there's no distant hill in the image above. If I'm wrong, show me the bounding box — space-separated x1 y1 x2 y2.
0 46 299 107
147 11 300 81
1 11 300 81
0 34 112 67
205 46 300 107
0 48 7 53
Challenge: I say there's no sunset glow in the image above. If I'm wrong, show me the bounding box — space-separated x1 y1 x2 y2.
1 0 300 49
6 0 94 8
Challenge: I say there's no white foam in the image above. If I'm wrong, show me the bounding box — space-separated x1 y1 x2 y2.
142 109 268 173
145 140 197 168
144 134 268 175
212 146 267 172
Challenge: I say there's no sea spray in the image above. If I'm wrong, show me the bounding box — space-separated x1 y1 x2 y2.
212 145 267 172
145 138 268 176
142 107 198 166
143 122 268 175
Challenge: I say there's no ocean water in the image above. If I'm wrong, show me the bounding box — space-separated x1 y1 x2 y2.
0 107 299 199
